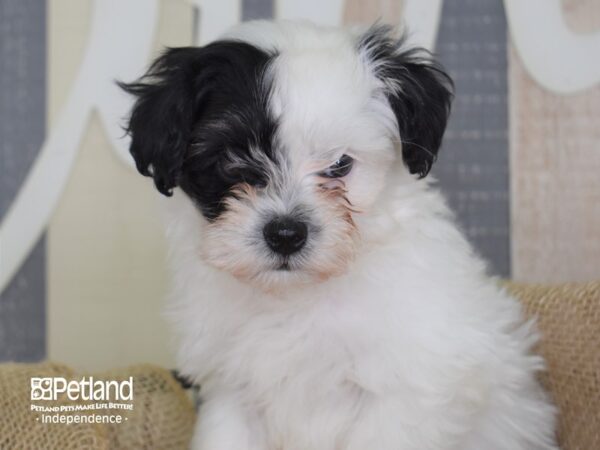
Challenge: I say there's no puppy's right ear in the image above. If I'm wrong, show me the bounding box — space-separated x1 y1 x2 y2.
119 48 202 196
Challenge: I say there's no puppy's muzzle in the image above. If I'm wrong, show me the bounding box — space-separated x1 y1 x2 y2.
263 216 308 256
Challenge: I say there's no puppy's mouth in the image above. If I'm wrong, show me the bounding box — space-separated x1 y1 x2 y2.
276 261 291 271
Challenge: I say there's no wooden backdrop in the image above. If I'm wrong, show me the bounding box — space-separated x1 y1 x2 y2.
510 0 600 283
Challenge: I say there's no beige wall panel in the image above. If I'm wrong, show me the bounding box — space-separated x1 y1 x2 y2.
509 41 600 283
562 0 600 33
47 115 173 371
48 0 194 371
343 0 403 25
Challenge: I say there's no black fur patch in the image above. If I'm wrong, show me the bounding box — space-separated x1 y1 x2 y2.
119 41 277 220
358 25 454 177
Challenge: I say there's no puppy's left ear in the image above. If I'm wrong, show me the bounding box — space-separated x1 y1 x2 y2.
359 25 454 177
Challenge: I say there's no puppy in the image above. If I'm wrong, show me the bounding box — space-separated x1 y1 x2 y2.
121 20 558 450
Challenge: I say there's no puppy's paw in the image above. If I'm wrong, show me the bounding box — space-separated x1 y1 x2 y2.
190 397 264 450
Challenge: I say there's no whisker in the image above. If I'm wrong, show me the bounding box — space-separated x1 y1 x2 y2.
399 139 437 162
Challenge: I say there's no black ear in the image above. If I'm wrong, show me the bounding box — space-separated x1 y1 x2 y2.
118 47 205 196
359 25 454 177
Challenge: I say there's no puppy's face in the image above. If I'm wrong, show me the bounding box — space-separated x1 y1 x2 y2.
121 24 452 290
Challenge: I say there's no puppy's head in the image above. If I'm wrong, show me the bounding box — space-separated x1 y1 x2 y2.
120 23 452 290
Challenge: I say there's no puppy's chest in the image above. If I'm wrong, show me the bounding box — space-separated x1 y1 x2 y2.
231 319 368 437
214 295 408 394
225 313 357 389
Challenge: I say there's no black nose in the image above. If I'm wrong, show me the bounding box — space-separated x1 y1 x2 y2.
263 217 308 256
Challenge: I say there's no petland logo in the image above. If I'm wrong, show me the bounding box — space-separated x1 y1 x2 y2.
31 377 133 401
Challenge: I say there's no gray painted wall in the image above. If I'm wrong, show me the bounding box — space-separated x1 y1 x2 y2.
0 0 46 361
242 0 273 21
434 0 510 277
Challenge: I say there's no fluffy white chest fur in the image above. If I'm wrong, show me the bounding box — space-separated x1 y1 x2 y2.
164 181 557 450
121 20 558 450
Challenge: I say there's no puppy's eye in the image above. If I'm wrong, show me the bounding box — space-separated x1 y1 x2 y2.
320 154 354 178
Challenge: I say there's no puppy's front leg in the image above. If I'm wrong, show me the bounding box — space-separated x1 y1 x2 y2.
344 396 456 450
191 395 264 450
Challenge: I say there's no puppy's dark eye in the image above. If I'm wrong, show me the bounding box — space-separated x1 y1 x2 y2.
321 154 354 178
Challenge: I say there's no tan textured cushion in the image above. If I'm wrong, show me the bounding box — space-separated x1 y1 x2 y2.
0 363 195 449
506 281 600 450
0 282 598 449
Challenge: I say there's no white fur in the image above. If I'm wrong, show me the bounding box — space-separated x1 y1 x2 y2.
162 21 558 450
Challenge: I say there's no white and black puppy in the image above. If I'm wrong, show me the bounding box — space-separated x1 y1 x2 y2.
121 20 558 450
